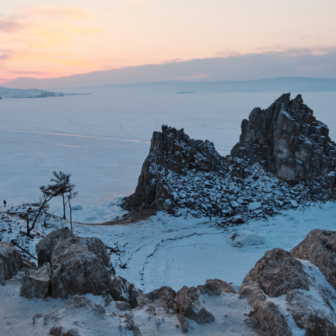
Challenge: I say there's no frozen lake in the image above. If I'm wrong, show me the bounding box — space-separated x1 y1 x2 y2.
1 90 336 220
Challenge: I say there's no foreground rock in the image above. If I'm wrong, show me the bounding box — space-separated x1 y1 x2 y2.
291 229 336 290
50 236 114 299
0 241 22 281
123 94 336 222
239 247 336 335
20 262 51 299
107 276 141 308
20 229 115 299
36 227 73 267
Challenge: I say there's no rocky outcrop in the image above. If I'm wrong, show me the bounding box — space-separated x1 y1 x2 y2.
175 285 215 325
122 94 336 221
20 262 51 299
123 125 224 213
231 93 336 185
240 247 336 335
0 241 22 281
240 248 309 298
50 236 113 299
291 229 336 290
107 276 141 308
36 227 73 267
19 229 114 299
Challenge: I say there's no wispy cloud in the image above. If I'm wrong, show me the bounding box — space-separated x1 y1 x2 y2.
0 17 25 33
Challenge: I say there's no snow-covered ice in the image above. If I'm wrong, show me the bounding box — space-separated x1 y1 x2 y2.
1 90 336 335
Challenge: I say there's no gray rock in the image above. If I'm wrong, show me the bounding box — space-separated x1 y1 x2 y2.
116 301 131 311
175 286 215 325
36 227 73 267
291 229 336 290
20 262 51 299
50 237 111 299
0 241 22 281
240 248 309 298
107 276 141 308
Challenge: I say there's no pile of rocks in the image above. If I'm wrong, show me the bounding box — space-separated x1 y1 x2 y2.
123 94 336 221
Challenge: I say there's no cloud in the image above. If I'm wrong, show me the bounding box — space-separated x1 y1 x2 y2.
9 70 48 75
0 17 25 33
23 6 93 19
0 49 16 60
5 46 336 89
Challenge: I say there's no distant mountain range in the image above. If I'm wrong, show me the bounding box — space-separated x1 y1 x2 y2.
87 77 336 93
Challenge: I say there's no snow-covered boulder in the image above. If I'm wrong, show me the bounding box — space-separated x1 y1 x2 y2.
0 241 22 281
229 231 265 247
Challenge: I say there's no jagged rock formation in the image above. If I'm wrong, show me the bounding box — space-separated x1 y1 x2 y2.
123 94 336 221
123 125 224 213
0 241 22 281
15 229 336 335
232 93 336 185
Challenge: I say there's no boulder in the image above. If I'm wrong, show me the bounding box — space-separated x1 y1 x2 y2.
240 244 336 335
50 237 112 299
0 241 22 281
240 248 309 298
36 227 73 267
199 279 236 295
175 286 215 325
143 286 177 313
20 262 51 299
291 229 336 290
107 276 141 308
231 93 336 184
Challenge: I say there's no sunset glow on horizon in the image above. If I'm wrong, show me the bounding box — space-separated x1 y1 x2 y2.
1 0 336 83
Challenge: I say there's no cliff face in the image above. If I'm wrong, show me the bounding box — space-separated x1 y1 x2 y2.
123 94 336 218
231 93 336 182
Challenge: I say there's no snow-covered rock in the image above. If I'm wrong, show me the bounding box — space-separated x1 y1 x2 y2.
0 241 22 281
229 231 265 247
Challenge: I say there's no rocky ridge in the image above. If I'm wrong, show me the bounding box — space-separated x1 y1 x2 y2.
123 94 336 223
2 228 336 335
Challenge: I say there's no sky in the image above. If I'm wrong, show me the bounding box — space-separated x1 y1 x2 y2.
1 0 336 83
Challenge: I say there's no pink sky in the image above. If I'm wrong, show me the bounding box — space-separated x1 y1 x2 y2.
1 0 336 82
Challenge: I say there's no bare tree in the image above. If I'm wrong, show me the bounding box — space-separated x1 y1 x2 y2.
67 190 78 233
25 185 59 237
51 171 75 220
